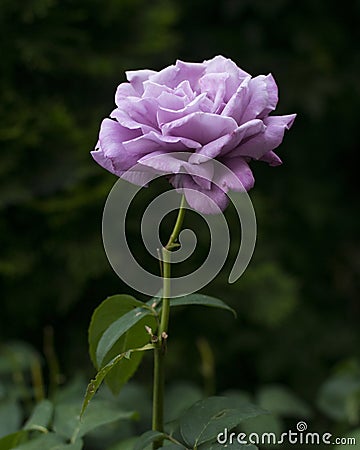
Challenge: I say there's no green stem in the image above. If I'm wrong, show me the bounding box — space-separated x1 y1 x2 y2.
152 195 186 448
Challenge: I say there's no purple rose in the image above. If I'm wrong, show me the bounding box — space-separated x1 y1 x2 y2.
91 55 296 213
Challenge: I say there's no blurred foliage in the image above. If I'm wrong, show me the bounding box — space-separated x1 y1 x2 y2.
0 0 359 446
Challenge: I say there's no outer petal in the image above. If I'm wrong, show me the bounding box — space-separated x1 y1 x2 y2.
199 72 228 113
122 131 201 154
162 112 238 145
258 74 278 118
156 91 186 111
115 97 159 129
231 114 296 159
220 157 255 191
138 152 214 190
142 81 173 99
189 119 264 162
157 93 212 127
171 174 229 214
91 146 117 175
222 74 278 125
189 134 231 162
260 150 282 166
221 76 251 121
98 118 140 158
174 80 196 101
125 69 157 95
138 151 189 173
221 119 265 155
204 55 250 101
115 82 138 105
111 108 155 134
121 164 158 187
91 118 141 175
239 74 278 123
149 60 206 90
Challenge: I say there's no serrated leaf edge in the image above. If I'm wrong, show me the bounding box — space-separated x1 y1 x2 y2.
81 343 155 419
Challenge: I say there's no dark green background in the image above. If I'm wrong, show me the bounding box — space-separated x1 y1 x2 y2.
1 0 359 441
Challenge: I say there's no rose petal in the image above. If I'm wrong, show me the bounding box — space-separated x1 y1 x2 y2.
258 74 278 118
260 150 282 166
239 74 278 124
222 74 278 125
138 151 188 173
221 76 251 120
189 119 264 162
149 60 206 90
115 97 159 129
221 119 265 154
174 60 207 90
189 134 232 162
156 91 186 111
162 111 238 145
121 164 158 186
142 81 173 99
171 174 228 214
115 82 138 104
174 80 196 101
157 93 212 127
184 160 214 190
138 152 214 190
98 118 140 158
110 108 155 134
122 131 201 154
204 55 250 101
199 72 229 113
91 147 117 174
125 69 157 95
91 119 142 175
220 157 255 191
231 114 296 159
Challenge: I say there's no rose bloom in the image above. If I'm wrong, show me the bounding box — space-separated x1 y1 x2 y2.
91 55 296 213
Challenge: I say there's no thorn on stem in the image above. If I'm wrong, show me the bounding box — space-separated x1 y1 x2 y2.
145 325 159 343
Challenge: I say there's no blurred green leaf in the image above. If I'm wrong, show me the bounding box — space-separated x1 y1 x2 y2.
257 385 311 417
239 414 283 444
106 437 138 450
53 442 83 450
169 295 236 317
13 432 64 449
53 377 87 406
236 263 299 328
81 344 154 416
134 430 167 450
89 295 156 393
221 390 253 405
54 400 136 441
160 445 183 450
0 431 27 450
0 400 22 438
91 295 154 366
89 295 144 366
24 399 53 432
0 342 39 374
318 374 360 424
179 397 267 447
165 382 203 423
